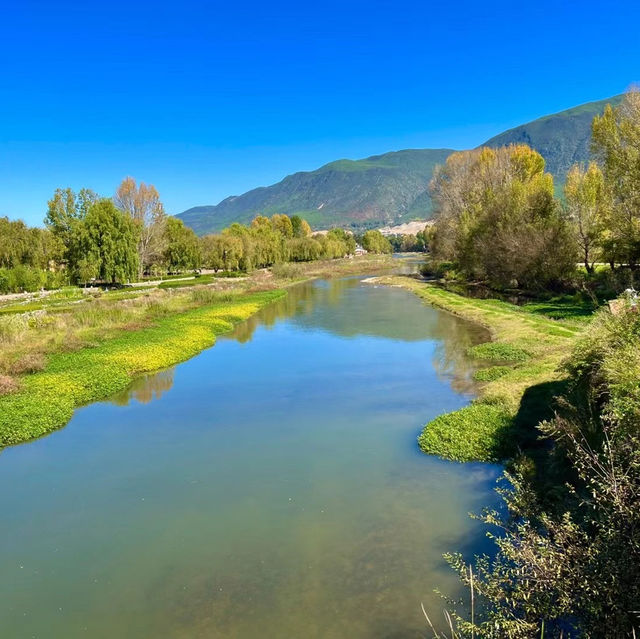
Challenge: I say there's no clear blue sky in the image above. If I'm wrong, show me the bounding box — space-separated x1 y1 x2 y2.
1 0 639 226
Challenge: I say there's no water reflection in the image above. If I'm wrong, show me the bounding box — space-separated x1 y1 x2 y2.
110 368 176 406
118 277 489 406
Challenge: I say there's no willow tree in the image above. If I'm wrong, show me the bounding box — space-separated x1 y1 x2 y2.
290 215 312 237
592 88 640 268
200 233 244 271
114 177 167 276
361 229 391 254
430 144 576 289
73 199 139 284
162 217 201 272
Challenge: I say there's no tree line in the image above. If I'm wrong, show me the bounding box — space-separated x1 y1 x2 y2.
429 88 640 292
429 89 640 636
0 179 393 293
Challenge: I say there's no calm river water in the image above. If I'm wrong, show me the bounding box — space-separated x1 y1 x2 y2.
0 276 500 638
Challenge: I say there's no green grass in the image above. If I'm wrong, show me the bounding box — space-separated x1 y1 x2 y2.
468 342 530 362
158 275 215 289
0 289 285 447
418 404 513 462
473 366 511 382
379 276 593 462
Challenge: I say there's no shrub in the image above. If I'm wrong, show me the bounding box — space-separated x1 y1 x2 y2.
0 374 18 396
9 353 46 375
271 262 304 279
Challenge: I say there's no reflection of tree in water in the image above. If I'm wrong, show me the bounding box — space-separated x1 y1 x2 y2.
227 279 353 343
429 313 488 395
229 277 488 393
110 368 176 406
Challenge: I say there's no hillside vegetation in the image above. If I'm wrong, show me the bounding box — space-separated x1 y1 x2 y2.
484 94 623 182
178 95 621 234
177 149 452 234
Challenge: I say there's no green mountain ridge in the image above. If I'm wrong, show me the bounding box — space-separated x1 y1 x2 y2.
482 94 623 178
177 95 622 235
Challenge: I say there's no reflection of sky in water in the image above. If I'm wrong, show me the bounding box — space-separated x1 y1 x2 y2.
0 277 499 639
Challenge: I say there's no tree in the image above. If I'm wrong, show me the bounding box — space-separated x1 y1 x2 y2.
361 229 392 254
430 145 576 289
291 215 312 238
200 233 244 271
163 217 201 272
45 187 99 262
592 88 640 268
72 199 139 284
114 177 167 276
271 214 294 238
250 216 284 267
287 236 322 261
225 223 255 271
564 163 608 273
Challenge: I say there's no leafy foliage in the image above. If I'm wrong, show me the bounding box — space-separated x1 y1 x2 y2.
467 342 530 362
430 145 577 290
199 214 356 271
444 306 640 637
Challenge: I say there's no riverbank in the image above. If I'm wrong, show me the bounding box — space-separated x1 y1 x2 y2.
374 275 592 463
0 255 397 447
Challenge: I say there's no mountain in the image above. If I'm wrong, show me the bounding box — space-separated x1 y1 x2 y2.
483 95 623 179
177 95 622 235
177 149 453 235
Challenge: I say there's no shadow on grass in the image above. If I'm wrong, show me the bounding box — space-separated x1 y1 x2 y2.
497 379 573 503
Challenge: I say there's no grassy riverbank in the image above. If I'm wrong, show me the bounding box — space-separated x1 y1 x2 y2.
377 276 593 462
0 289 284 446
0 255 396 447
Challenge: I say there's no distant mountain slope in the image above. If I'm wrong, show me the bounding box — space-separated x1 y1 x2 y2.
483 95 623 178
177 149 453 235
177 95 623 235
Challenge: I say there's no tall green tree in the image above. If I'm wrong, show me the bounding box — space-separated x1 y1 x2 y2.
163 217 201 272
592 88 640 268
45 188 99 253
71 199 139 284
431 145 575 289
200 233 244 271
290 215 312 238
564 163 608 273
361 229 392 254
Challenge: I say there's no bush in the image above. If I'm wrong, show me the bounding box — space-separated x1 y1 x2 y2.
8 353 46 375
271 262 304 279
0 374 18 396
0 266 56 294
419 260 457 278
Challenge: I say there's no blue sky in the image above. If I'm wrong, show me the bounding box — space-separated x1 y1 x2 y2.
1 0 639 226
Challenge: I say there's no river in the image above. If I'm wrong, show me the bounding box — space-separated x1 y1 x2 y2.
0 275 500 638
